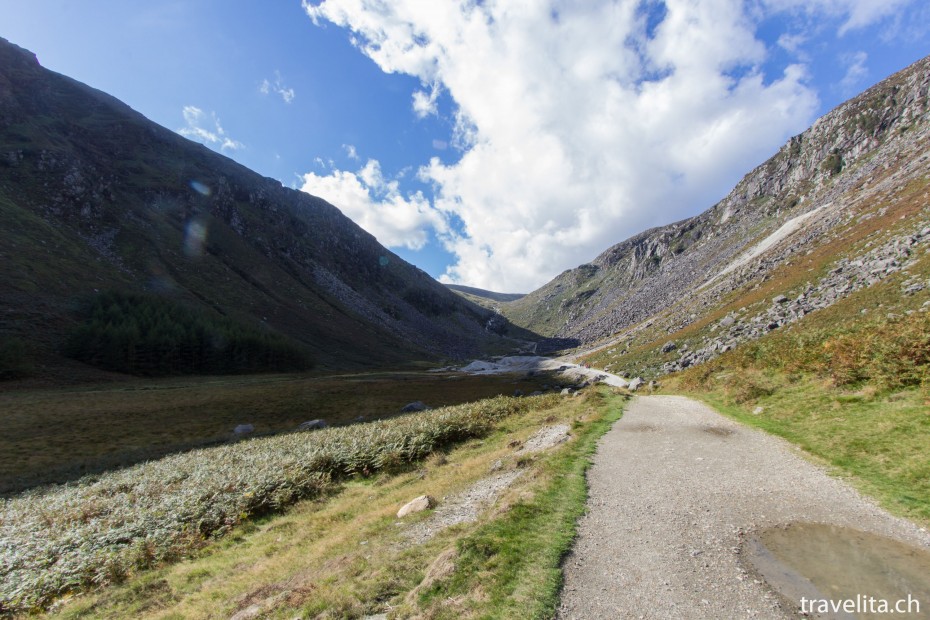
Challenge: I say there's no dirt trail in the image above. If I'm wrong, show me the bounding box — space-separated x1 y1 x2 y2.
557 395 930 619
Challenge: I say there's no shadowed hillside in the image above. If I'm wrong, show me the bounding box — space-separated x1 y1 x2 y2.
0 37 535 379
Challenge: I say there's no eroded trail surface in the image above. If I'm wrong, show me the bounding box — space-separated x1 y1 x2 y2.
557 395 930 619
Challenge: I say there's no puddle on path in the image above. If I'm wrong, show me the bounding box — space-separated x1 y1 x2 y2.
743 522 930 619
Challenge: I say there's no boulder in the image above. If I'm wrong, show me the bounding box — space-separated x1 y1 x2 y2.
397 494 436 518
401 401 429 412
233 424 254 436
298 419 327 431
560 387 573 395
628 377 644 391
661 341 677 353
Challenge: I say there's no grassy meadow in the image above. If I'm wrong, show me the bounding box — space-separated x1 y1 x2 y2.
1 382 626 618
0 370 554 494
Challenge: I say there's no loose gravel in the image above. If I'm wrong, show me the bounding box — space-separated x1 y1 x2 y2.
557 395 930 619
405 470 524 544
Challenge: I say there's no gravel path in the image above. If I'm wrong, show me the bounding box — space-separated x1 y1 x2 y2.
557 395 930 619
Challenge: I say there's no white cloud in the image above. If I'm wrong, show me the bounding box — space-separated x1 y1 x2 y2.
761 0 915 35
300 159 444 250
178 106 244 151
304 0 827 291
343 143 360 160
303 0 922 292
260 71 296 103
777 32 807 55
412 82 441 118
840 51 868 93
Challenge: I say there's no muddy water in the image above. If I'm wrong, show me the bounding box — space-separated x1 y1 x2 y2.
743 522 930 618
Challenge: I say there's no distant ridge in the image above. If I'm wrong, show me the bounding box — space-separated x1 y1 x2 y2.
446 284 526 303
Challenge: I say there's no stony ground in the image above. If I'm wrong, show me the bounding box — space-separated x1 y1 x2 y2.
556 395 930 619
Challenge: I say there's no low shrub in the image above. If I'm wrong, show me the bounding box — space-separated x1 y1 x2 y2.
720 370 777 404
679 312 930 394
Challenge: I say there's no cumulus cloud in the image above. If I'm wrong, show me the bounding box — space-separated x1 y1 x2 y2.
260 71 296 103
178 106 244 151
305 0 909 291
300 159 444 250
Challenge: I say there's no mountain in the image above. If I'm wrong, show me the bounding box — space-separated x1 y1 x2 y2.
504 54 930 376
0 37 531 377
446 283 525 309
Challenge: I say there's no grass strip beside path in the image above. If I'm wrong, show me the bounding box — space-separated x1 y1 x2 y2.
410 389 627 619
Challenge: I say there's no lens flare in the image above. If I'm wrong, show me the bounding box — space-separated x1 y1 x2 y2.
190 180 211 196
184 219 208 257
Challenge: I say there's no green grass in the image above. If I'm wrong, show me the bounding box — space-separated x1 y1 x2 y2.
683 380 930 526
409 390 626 619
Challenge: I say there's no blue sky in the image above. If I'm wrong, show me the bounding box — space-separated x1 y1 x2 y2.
2 1 929 292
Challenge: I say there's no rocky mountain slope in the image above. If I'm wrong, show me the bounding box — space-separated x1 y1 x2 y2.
504 53 930 377
0 37 530 376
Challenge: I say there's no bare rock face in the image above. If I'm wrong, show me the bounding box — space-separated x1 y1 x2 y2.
397 494 436 518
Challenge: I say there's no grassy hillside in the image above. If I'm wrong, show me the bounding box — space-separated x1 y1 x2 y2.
580 162 930 379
